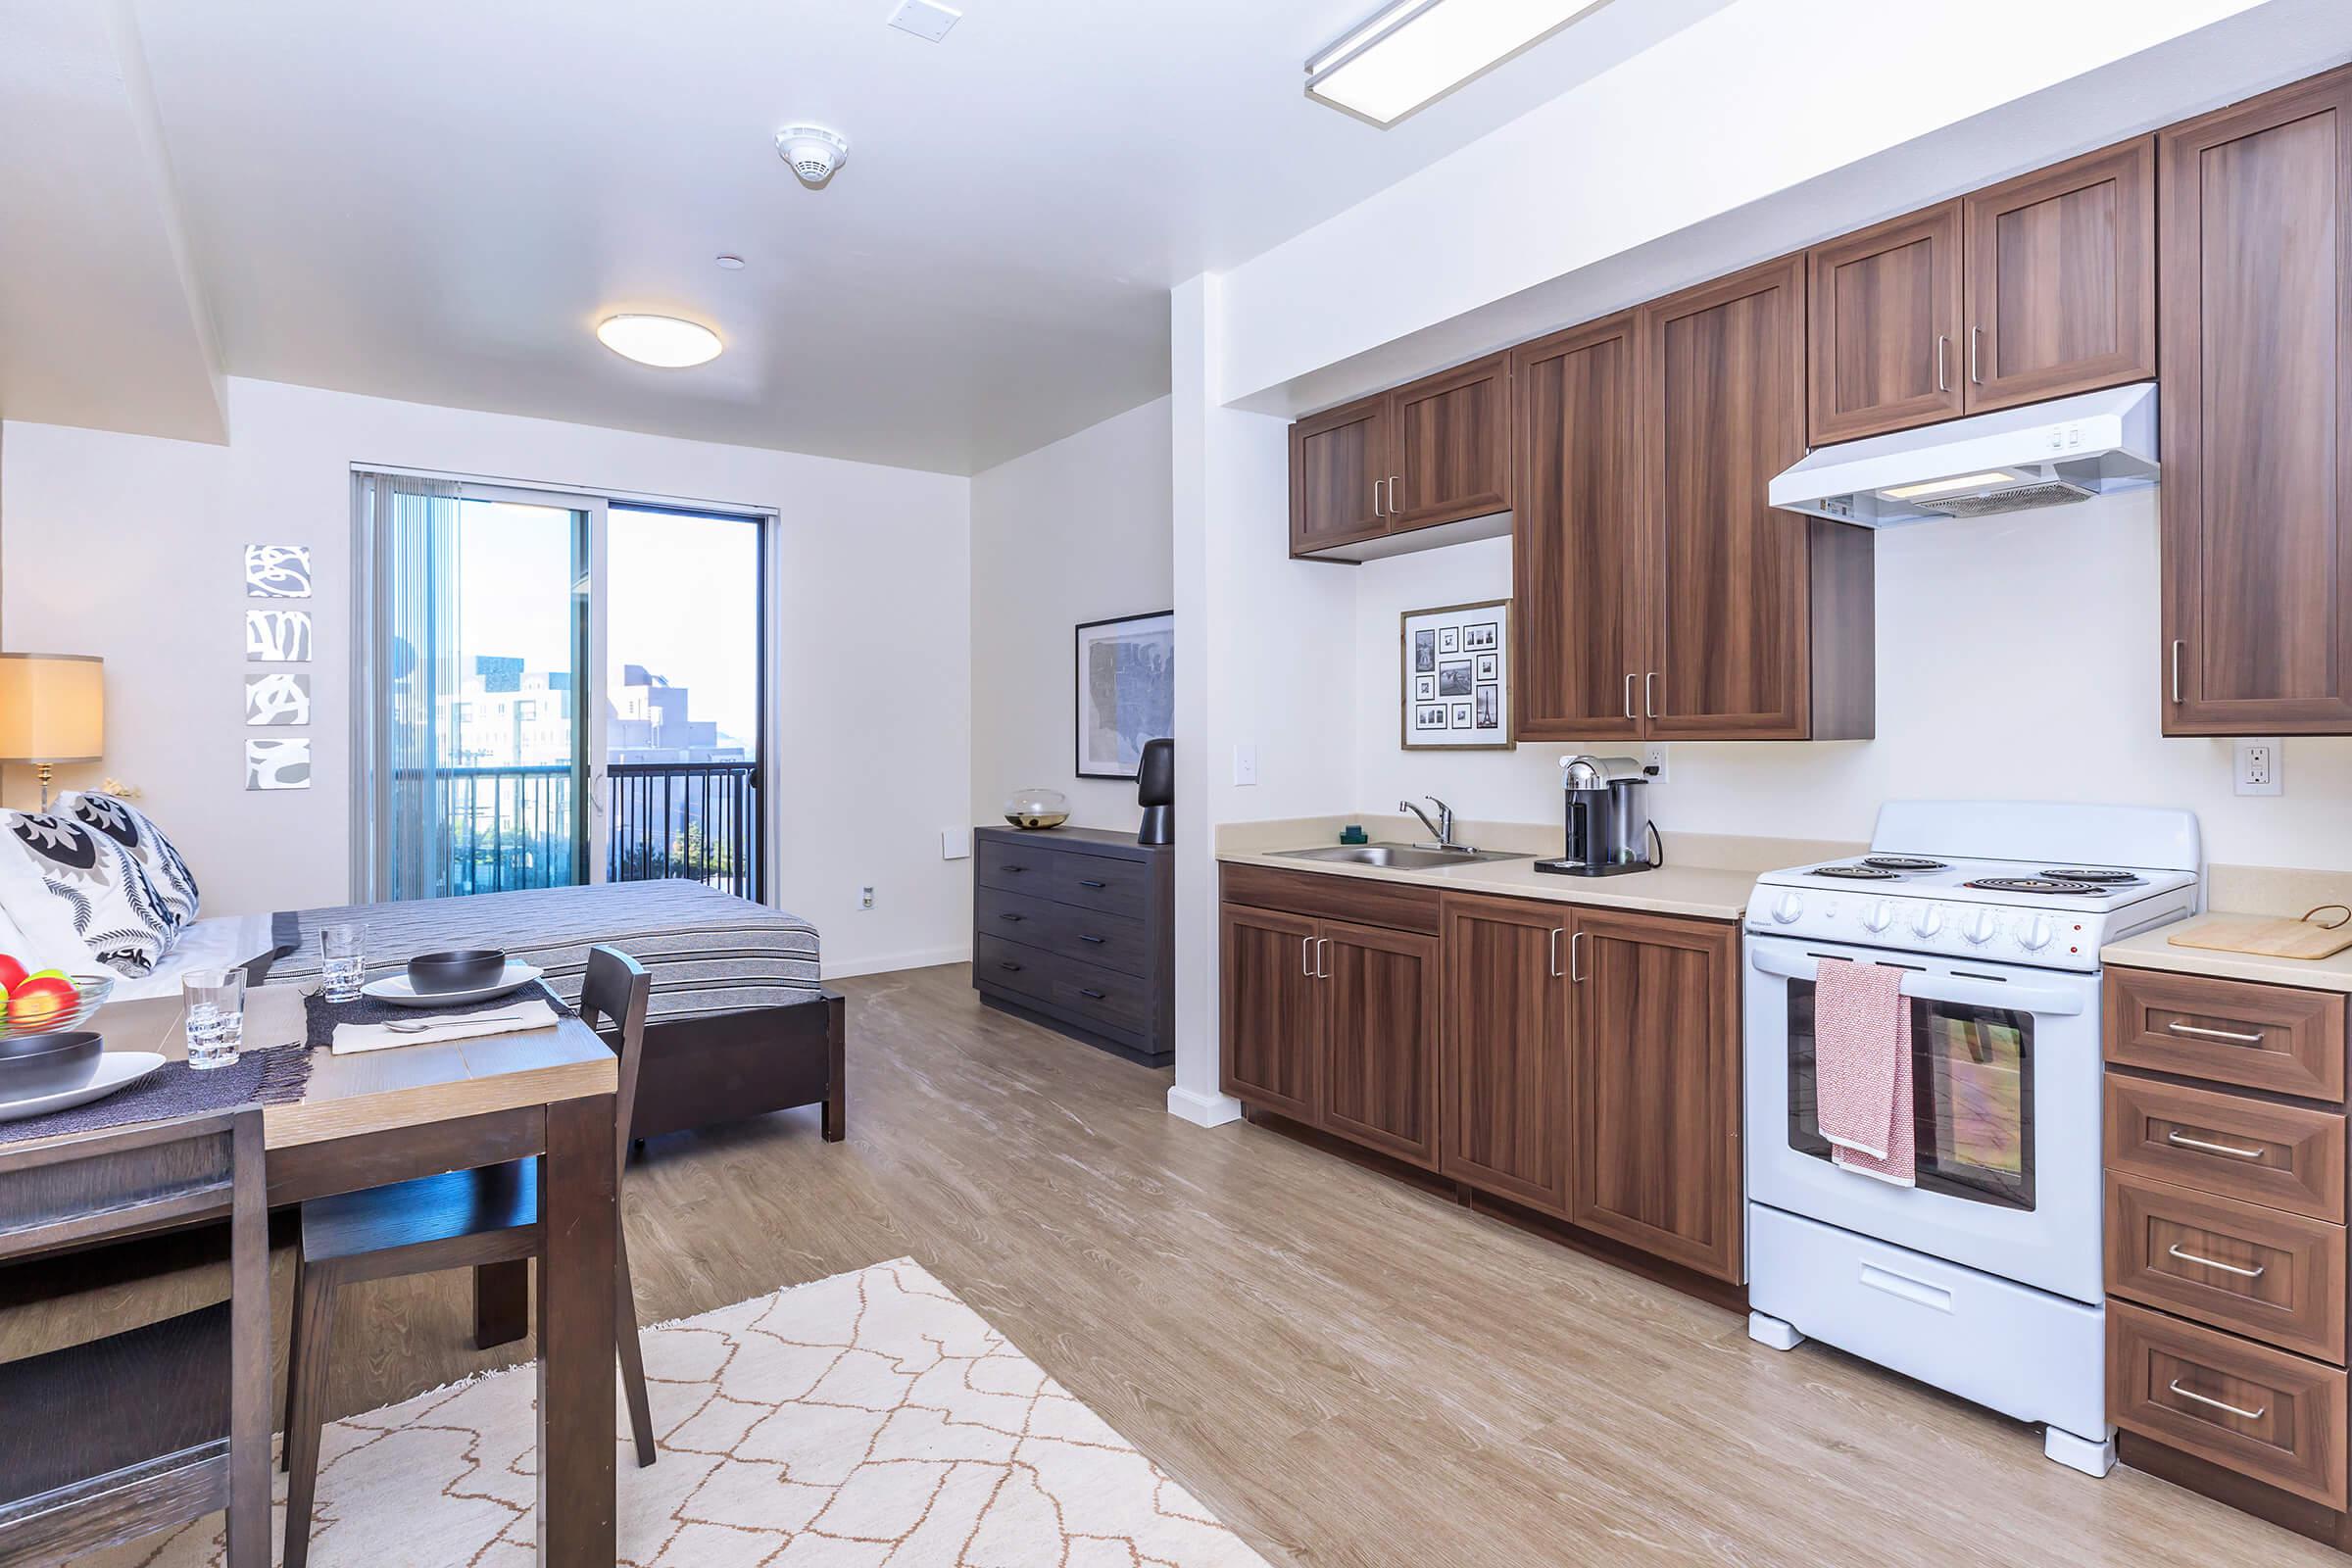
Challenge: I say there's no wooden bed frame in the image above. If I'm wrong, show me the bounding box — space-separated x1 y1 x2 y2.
624 989 847 1145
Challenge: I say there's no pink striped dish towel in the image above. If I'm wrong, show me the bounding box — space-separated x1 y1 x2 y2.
1814 956 1915 1188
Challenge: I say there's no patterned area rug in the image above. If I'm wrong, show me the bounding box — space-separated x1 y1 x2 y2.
90 1258 1269 1566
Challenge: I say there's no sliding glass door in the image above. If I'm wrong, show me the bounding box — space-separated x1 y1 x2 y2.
356 473 766 905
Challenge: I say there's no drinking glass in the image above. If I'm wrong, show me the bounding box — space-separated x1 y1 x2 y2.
321 922 366 1003
184 969 246 1070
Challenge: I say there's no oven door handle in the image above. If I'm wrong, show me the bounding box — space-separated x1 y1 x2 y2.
1747 946 2086 1016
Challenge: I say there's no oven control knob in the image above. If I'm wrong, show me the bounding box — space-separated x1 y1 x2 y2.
1864 900 1895 933
1965 910 1999 945
2020 914 2055 951
1772 892 1804 924
1910 905 1944 938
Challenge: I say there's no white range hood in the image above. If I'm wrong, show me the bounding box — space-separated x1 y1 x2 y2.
1769 382 2158 528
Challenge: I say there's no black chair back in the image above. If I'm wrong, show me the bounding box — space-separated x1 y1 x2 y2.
579 944 653 1176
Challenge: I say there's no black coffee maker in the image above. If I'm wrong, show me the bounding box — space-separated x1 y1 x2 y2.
1535 754 1660 876
1136 738 1173 846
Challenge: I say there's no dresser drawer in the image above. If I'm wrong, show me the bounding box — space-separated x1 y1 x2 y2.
976 887 1153 977
2105 1074 2345 1221
2109 1299 2348 1508
2106 967 2346 1102
1047 851 1152 921
2106 1173 2345 1362
977 835 1057 896
974 934 1153 1038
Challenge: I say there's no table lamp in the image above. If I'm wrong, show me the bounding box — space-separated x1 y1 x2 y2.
0 653 104 809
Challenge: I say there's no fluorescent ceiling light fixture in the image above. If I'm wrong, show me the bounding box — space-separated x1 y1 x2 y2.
1306 0 1604 126
595 314 722 368
1883 470 2033 501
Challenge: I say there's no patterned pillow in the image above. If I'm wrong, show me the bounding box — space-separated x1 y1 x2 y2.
0 809 182 977
64 792 201 926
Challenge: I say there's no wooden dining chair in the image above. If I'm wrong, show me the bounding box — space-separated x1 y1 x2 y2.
279 944 656 1568
0 1109 271 1568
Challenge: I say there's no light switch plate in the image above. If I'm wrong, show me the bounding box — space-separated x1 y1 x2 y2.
941 827 970 859
1233 744 1258 787
2234 738 2282 797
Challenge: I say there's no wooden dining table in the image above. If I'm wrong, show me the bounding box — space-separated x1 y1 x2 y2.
47 982 621 1566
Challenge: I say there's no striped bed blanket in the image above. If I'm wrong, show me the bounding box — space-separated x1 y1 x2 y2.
265 879 821 1025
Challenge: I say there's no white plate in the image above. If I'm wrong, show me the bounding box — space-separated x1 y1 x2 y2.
360 961 546 1007
0 1051 168 1122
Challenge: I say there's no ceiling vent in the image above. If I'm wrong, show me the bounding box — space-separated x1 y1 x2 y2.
888 0 961 41
776 125 850 187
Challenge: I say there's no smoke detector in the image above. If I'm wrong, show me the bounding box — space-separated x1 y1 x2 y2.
776 125 850 187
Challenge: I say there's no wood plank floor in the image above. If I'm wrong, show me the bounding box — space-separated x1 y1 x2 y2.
169 963 2352 1562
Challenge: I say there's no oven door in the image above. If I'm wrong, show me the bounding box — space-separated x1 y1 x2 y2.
1743 931 2104 1303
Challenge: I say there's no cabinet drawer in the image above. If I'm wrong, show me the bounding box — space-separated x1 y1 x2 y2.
976 887 1152 978
2105 1073 2345 1220
974 934 1152 1038
1218 863 1442 935
977 836 1057 896
1048 851 1152 921
2106 1173 2345 1362
2109 1299 2348 1508
2106 967 2346 1101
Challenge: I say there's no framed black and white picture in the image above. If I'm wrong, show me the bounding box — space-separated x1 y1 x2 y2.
245 609 313 662
1074 610 1174 780
245 544 313 599
244 737 312 791
1399 600 1512 751
244 672 312 726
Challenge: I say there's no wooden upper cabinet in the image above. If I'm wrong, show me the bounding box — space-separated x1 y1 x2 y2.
2161 68 2352 735
1318 919 1442 1171
1288 394 1390 556
1512 314 1643 740
1569 909 1742 1283
1808 202 1965 444
1963 138 2156 412
1219 904 1320 1121
1441 895 1570 1216
1642 256 1820 740
1389 353 1511 531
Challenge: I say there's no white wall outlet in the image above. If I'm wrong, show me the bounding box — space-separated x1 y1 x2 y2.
1642 742 1670 782
859 885 876 909
2234 738 2282 797
1233 743 1258 787
941 827 970 860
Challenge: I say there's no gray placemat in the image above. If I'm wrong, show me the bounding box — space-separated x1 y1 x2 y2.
300 979 573 1047
0 1045 313 1148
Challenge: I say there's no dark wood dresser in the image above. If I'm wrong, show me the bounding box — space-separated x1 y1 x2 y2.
972 826 1173 1066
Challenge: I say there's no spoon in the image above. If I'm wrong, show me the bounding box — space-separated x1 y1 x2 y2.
383 1011 529 1035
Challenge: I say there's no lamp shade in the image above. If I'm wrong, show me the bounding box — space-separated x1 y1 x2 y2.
0 654 104 763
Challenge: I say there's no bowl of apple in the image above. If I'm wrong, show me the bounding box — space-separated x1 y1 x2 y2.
0 956 114 1043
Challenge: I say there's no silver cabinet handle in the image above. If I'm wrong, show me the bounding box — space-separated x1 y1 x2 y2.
1571 929 1588 983
1301 935 1314 977
1644 671 1658 720
2167 1020 2266 1045
2170 639 2183 705
1969 324 1983 385
2167 1130 2266 1160
1548 928 1563 979
1624 672 1637 720
1317 937 1330 979
1936 334 1949 393
2167 1379 2266 1422
1372 480 1386 518
1389 475 1401 515
2168 1244 2266 1280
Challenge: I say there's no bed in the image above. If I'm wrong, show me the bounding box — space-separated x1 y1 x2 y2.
208 880 844 1143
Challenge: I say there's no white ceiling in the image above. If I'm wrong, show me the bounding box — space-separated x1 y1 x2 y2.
0 0 1736 473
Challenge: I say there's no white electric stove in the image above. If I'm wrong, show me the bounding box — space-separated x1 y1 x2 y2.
1742 801 2202 1479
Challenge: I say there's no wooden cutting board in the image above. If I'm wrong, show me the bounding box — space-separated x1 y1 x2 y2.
2169 912 2352 960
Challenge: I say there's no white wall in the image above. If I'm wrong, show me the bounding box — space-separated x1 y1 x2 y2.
1348 493 2352 870
969 397 1172 833
0 376 973 978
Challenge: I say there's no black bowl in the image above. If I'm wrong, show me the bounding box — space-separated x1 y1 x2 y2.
407 949 509 995
0 1030 103 1101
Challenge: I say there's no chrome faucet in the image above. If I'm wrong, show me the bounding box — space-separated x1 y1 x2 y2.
1400 796 1457 850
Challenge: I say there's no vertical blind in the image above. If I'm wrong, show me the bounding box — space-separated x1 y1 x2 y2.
351 470 463 902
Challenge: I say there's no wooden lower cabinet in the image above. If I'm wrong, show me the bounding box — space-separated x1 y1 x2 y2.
1219 904 1320 1122
1440 895 1572 1214
1320 920 1443 1168
1568 909 1743 1282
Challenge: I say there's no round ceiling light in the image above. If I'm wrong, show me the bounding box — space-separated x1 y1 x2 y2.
595 314 722 368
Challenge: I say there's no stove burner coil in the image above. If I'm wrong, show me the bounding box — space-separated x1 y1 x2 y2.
1862 856 1948 871
1811 864 1899 880
2040 867 2142 885
1965 877 2100 896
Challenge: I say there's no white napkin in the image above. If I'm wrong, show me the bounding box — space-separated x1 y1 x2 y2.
331 999 562 1055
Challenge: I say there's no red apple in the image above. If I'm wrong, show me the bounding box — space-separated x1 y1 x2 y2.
8 974 76 1030
0 954 24 994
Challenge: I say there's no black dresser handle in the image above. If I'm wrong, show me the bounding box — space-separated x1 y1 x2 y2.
998 961 1022 973
1079 987 1106 1000
1079 934 1105 945
1003 864 1025 873
1078 878 1107 889
1000 913 1024 922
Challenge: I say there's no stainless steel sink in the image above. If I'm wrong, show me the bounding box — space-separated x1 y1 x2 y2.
1272 843 1528 870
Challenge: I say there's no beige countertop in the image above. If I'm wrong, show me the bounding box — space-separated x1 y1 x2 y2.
1214 814 1779 921
2102 914 2352 995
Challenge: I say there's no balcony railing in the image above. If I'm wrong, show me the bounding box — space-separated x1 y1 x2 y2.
410 760 760 901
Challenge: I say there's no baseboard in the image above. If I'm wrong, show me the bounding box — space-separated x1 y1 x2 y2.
1166 1084 1244 1128
822 946 972 981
